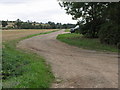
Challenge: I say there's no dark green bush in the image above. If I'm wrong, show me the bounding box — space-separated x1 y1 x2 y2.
98 22 119 45
7 26 14 29
79 19 103 38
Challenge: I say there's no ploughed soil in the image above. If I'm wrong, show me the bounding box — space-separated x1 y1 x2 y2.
17 30 118 88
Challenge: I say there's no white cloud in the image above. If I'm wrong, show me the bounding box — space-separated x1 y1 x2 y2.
0 0 77 24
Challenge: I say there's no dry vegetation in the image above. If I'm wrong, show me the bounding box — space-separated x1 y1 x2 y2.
2 29 55 41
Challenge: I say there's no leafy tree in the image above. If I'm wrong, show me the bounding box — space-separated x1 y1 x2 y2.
98 2 120 45
2 21 8 27
48 21 56 29
15 19 22 29
56 23 62 29
59 2 119 45
21 22 34 29
62 24 67 29
59 2 109 38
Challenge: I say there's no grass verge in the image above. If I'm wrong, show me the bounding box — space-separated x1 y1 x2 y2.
64 29 70 32
57 33 118 52
2 30 57 88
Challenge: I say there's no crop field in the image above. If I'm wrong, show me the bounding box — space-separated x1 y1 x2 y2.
2 29 55 41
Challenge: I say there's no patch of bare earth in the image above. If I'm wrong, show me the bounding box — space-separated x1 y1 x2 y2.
17 30 118 88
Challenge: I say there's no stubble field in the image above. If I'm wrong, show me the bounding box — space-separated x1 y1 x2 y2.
2 29 54 41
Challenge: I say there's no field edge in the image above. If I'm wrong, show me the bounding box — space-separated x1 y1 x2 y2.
57 33 118 53
2 30 59 88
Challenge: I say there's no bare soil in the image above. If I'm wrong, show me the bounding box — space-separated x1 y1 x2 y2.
17 30 118 88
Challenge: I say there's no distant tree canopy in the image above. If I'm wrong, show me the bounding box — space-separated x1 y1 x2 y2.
2 21 8 27
59 2 120 46
2 19 75 30
15 19 22 29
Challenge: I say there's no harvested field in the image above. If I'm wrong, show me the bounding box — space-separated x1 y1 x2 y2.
2 29 56 41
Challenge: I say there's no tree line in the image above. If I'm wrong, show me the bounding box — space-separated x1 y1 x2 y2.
1 19 75 29
59 2 120 46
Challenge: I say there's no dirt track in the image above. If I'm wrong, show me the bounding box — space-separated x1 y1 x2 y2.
17 30 118 88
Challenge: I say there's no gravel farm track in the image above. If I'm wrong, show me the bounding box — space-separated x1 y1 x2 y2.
17 30 118 88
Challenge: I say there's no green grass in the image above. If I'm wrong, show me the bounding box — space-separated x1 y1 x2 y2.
2 30 58 88
64 29 70 32
57 33 118 52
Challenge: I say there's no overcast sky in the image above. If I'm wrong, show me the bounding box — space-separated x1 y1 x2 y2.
0 0 77 24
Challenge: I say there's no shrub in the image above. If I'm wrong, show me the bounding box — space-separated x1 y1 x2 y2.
79 20 100 38
98 22 120 45
7 26 14 29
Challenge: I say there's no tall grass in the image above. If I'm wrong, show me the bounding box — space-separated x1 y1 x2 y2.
64 29 70 32
57 33 118 52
